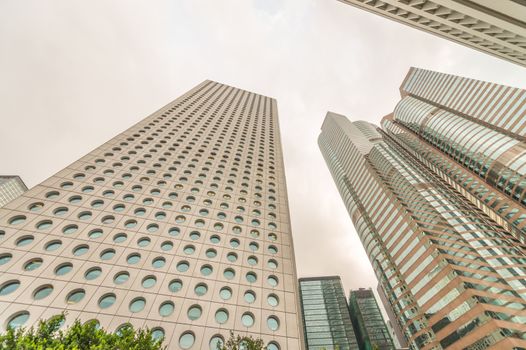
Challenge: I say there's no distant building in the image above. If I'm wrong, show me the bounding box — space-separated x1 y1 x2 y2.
349 288 394 350
299 276 359 350
0 176 27 207
336 0 526 67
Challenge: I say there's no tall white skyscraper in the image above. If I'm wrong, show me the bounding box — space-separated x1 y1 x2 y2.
0 80 304 349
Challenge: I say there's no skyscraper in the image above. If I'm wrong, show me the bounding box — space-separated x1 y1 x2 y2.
0 176 28 207
348 288 394 350
0 80 304 349
319 101 526 349
299 276 359 350
336 0 526 67
384 67 526 244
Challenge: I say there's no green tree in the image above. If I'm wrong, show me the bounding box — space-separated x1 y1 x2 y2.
216 331 265 350
0 313 165 350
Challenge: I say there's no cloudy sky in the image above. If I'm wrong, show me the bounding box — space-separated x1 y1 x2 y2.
2 0 526 297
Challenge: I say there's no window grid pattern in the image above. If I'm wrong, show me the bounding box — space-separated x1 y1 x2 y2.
384 68 526 243
0 80 303 349
299 277 358 350
338 0 526 67
319 113 526 350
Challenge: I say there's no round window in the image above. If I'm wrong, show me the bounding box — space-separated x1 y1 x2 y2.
33 285 53 300
129 298 146 313
219 287 232 300
215 309 229 324
98 294 116 309
179 332 195 349
168 279 183 293
241 312 255 327
114 271 130 284
0 280 20 296
187 305 202 320
159 301 174 317
66 289 86 304
85 267 102 280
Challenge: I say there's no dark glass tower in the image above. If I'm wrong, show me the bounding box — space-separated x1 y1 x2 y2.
299 276 359 350
349 288 394 350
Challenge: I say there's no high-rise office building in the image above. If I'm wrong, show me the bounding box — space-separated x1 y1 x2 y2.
0 176 28 207
0 81 304 349
299 276 359 350
348 288 394 350
319 98 526 349
336 0 526 67
384 67 526 244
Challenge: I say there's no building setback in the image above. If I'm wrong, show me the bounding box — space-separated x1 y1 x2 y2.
299 276 359 350
319 75 526 350
349 288 394 350
0 80 304 349
0 176 28 208
336 0 526 68
377 284 408 349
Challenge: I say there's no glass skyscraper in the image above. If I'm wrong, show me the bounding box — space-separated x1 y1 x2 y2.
0 81 304 349
319 69 526 349
348 288 394 350
299 276 359 350
385 67 526 243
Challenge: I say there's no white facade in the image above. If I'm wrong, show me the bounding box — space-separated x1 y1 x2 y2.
0 81 304 349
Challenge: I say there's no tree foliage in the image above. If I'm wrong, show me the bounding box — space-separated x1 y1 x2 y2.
0 314 165 350
216 331 265 350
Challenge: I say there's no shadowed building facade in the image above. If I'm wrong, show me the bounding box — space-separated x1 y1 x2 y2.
378 284 409 349
0 176 27 208
0 81 304 349
349 288 394 350
299 276 359 350
336 0 526 67
319 69 526 350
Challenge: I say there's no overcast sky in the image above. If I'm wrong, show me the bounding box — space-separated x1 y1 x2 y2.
2 0 526 297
